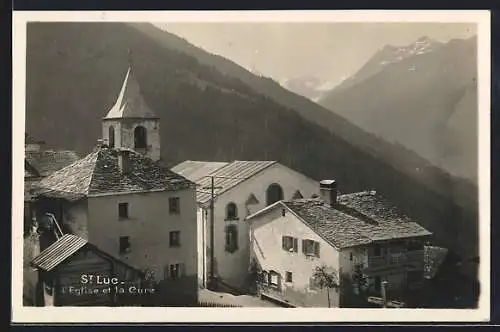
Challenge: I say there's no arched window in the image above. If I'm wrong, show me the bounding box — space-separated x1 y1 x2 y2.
108 126 115 148
266 183 284 206
134 125 147 149
292 190 303 199
226 202 238 221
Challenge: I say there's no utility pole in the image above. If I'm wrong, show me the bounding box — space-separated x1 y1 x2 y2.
199 174 248 291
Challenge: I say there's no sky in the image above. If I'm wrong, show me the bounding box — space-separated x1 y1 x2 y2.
155 22 476 84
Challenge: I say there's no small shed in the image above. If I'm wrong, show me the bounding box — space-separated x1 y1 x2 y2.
31 234 146 307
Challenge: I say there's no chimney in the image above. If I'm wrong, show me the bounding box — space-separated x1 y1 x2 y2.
93 138 104 152
319 180 337 206
117 150 132 174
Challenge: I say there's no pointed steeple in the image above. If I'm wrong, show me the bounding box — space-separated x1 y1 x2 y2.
104 63 158 120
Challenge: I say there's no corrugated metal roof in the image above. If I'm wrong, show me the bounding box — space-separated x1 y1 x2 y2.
171 161 229 182
193 160 277 204
31 234 88 272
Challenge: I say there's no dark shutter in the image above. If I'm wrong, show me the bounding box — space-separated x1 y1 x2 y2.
314 242 320 258
282 236 286 250
302 239 307 254
293 238 298 252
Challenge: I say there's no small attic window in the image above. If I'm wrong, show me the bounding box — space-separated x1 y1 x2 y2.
281 208 286 217
292 190 303 199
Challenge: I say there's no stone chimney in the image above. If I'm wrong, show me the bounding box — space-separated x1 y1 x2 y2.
117 150 132 174
319 180 337 206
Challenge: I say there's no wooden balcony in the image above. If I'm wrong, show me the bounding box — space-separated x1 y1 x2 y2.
364 250 424 275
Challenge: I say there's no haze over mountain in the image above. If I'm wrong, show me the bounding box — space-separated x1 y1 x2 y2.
319 36 478 182
25 23 478 284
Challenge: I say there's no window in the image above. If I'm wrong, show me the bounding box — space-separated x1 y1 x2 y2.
285 272 293 283
373 244 382 256
245 193 259 206
266 183 284 206
134 125 147 149
165 263 184 280
302 239 320 258
169 197 180 214
292 190 303 199
407 239 423 251
282 236 298 253
108 126 115 148
349 252 353 261
169 231 181 247
268 271 280 288
225 202 238 221
118 203 129 219
119 236 131 254
225 224 238 253
261 271 268 284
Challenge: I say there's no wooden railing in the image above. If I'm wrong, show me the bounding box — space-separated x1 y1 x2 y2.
367 250 425 270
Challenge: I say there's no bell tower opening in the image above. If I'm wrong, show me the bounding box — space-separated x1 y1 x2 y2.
108 126 115 148
134 126 147 149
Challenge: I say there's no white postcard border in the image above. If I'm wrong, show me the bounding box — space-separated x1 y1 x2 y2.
12 10 491 323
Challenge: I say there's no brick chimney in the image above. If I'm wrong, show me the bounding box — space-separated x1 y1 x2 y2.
319 180 337 206
117 150 132 174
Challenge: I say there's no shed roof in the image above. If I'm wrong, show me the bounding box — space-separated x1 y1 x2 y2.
31 234 87 272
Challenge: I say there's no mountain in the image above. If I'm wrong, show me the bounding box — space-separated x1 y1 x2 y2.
279 76 342 102
25 23 479 286
318 36 478 182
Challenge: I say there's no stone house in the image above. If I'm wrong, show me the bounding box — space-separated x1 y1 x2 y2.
246 180 433 307
172 160 319 292
31 65 199 305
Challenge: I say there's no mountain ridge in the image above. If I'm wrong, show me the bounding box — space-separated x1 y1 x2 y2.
319 35 478 182
25 23 479 276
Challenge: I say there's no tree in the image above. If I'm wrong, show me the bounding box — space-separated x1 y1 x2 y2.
312 265 339 308
352 263 369 295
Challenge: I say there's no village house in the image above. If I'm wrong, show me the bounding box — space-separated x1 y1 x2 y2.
172 160 319 293
30 233 146 307
31 66 199 305
24 133 80 233
246 180 433 308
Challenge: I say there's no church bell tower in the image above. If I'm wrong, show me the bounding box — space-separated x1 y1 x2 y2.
102 64 161 162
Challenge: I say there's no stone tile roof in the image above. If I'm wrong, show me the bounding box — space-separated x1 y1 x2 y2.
103 67 158 119
25 133 45 144
282 191 432 249
25 150 80 177
35 147 195 200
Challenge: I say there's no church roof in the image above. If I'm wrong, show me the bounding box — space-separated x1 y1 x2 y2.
35 147 194 201
103 67 158 120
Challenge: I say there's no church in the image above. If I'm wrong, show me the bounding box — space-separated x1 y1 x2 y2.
33 65 199 305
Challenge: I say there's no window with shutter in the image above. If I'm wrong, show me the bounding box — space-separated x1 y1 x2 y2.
314 242 320 258
225 225 238 253
282 236 295 252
